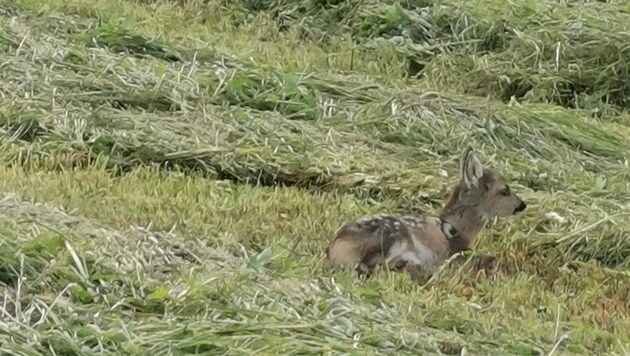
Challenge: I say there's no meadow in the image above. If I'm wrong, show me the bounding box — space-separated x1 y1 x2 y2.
1 0 630 354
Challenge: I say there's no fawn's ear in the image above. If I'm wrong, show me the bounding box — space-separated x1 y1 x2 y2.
460 146 484 188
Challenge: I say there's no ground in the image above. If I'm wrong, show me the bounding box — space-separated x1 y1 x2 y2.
1 0 630 354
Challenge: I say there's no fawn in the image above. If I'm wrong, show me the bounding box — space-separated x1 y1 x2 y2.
325 146 527 279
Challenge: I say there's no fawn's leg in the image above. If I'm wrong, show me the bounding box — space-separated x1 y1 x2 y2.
449 252 498 275
388 260 432 283
404 264 435 283
355 253 385 279
477 254 497 272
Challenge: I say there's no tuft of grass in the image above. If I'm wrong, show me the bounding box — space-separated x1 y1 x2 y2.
85 23 183 62
1 0 630 354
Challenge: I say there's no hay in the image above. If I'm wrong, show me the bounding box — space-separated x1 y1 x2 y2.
231 0 630 113
2 0 630 353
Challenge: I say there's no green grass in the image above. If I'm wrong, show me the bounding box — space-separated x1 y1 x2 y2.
1 0 630 354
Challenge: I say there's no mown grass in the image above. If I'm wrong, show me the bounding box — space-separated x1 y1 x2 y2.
2 0 630 354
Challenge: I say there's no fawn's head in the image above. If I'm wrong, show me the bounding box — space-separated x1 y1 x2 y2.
451 146 526 219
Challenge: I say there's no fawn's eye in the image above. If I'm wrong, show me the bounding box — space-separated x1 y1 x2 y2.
500 187 510 196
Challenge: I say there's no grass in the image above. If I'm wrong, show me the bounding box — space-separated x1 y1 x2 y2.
1 0 630 353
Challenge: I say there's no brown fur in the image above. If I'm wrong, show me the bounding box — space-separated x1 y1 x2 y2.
325 146 527 279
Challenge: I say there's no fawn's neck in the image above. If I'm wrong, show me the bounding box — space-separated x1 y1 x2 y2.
437 185 486 249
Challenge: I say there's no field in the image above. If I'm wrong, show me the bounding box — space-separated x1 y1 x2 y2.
1 0 630 354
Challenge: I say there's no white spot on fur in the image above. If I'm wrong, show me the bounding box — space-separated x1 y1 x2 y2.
400 216 426 229
442 222 456 239
387 240 439 267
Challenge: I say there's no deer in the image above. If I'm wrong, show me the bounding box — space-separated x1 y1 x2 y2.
325 146 527 280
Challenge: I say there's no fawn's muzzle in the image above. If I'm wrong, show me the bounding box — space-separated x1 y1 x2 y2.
514 201 527 214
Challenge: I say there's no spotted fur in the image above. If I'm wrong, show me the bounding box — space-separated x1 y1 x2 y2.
325 146 527 279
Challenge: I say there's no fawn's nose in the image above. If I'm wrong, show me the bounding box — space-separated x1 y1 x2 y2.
514 201 527 214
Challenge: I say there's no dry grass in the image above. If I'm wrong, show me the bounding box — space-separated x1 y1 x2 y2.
1 0 630 354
